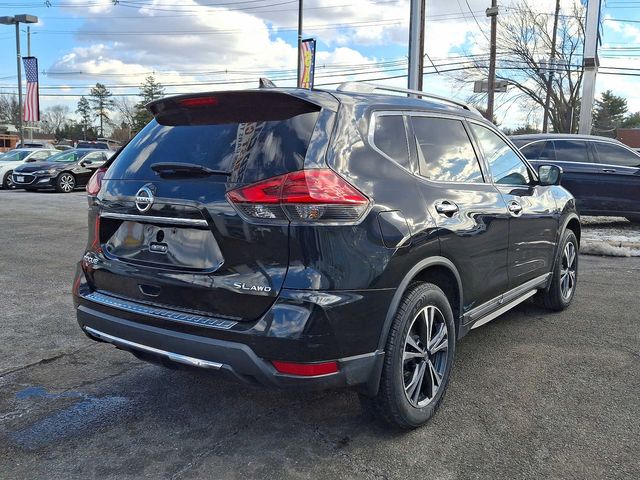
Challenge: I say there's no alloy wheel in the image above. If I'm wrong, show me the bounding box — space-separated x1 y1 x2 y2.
5 173 14 189
402 305 449 408
560 241 577 300
59 174 75 192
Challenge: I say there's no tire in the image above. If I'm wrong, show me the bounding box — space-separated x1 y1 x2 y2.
55 172 76 193
360 283 456 429
537 230 578 311
2 170 14 189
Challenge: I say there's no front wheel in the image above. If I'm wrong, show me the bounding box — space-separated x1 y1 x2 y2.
360 283 456 429
55 173 76 193
2 170 14 189
537 230 578 311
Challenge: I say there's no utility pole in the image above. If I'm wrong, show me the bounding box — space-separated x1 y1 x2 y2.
296 0 303 87
542 0 561 133
407 0 425 91
486 0 499 122
578 0 601 134
15 22 23 144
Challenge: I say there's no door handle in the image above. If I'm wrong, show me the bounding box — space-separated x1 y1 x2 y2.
435 201 459 216
508 201 523 216
602 168 617 173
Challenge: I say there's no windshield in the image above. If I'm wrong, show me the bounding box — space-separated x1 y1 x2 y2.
48 151 79 163
0 150 30 162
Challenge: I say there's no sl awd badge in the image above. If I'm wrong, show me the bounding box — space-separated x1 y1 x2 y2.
233 282 272 293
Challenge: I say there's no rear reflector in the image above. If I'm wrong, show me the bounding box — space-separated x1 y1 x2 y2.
178 97 219 108
272 360 339 376
86 167 107 196
227 169 369 224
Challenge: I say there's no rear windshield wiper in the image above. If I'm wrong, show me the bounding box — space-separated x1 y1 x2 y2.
150 162 230 177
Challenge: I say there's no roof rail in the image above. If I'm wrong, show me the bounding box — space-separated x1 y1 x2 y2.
336 82 481 115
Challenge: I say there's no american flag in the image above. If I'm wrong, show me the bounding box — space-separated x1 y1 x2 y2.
22 57 40 122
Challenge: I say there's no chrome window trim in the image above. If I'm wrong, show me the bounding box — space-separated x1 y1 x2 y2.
100 211 209 227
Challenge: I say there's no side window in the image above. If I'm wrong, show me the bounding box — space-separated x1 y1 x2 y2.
372 114 410 169
519 142 543 160
552 140 589 163
411 117 484 183
84 152 103 163
470 123 531 185
539 141 556 160
29 151 53 160
593 142 640 167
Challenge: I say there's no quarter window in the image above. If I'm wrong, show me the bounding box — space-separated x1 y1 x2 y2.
470 124 531 185
411 117 484 183
593 142 640 167
372 115 410 169
552 140 589 163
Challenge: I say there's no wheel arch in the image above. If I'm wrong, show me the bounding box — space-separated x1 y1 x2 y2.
377 257 464 351
363 257 463 398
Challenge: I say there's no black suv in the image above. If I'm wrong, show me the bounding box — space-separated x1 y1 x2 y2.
73 84 580 428
511 134 640 222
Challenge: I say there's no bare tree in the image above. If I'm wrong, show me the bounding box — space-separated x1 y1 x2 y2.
113 97 137 132
41 105 70 134
457 1 585 132
0 94 20 126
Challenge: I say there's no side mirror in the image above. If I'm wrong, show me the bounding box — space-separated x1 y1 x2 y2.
80 159 93 167
538 164 562 186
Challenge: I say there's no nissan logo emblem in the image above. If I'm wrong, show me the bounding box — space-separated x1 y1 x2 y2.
135 185 155 213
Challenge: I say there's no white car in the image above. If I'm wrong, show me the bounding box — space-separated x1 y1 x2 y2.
0 148 58 189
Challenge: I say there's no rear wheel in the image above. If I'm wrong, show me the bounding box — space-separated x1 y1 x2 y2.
360 283 456 429
2 170 14 189
56 173 76 193
537 230 578 311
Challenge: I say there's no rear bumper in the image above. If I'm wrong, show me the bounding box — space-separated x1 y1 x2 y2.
74 257 392 391
77 301 384 391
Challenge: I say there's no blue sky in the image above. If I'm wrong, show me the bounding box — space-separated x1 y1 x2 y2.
0 0 639 128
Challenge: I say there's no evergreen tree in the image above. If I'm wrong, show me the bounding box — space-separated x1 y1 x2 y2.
621 112 640 129
89 83 115 137
76 96 93 141
133 76 165 133
593 90 628 137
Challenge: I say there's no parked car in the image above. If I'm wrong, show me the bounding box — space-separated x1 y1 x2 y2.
0 148 58 189
12 148 111 193
76 140 111 150
511 134 640 222
72 85 580 429
16 140 56 149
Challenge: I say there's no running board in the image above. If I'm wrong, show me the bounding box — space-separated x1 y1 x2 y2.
470 290 537 330
84 326 223 370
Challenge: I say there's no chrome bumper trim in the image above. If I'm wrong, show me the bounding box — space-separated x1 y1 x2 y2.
84 326 223 370
100 211 209 227
81 291 238 330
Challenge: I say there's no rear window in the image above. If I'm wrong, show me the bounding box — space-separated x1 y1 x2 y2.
106 113 320 183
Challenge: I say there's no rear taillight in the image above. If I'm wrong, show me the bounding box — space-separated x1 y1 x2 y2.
86 167 107 196
227 169 369 224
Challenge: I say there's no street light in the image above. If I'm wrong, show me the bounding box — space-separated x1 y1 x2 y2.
0 14 39 145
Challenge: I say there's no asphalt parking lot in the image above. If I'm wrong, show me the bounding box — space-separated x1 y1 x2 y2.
0 189 638 480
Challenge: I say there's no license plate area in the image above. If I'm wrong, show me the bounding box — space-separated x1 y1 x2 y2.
16 176 24 182
102 220 223 271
